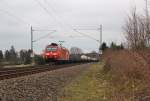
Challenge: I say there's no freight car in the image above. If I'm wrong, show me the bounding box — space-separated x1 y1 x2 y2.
43 43 70 62
43 43 98 64
69 54 98 63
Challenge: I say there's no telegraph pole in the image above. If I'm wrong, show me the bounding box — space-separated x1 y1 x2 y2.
99 25 102 54
30 26 34 65
30 26 56 55
31 26 33 54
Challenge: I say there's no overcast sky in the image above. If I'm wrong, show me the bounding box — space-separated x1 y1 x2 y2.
0 0 146 53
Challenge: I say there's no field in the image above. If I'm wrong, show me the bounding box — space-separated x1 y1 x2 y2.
59 62 109 101
59 49 150 101
102 49 150 101
0 49 149 101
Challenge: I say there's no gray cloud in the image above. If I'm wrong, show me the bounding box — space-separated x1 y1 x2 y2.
0 0 145 53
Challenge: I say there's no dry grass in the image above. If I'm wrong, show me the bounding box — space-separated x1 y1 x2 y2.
103 49 150 101
3 64 34 68
58 63 111 101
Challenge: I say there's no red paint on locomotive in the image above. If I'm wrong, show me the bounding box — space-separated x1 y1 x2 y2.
43 43 69 62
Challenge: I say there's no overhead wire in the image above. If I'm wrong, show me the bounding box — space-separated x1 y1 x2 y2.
33 29 56 32
35 0 100 42
43 0 100 41
33 30 56 42
0 0 31 26
43 0 72 30
0 9 30 26
43 0 81 38
35 0 79 38
34 0 65 29
73 29 99 42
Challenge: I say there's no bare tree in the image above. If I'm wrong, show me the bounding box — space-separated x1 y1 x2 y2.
5 50 10 61
145 0 150 47
123 7 150 49
0 50 3 62
19 49 32 64
9 45 18 63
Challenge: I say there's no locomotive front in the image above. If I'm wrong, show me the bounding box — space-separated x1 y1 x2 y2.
43 43 70 62
44 44 59 62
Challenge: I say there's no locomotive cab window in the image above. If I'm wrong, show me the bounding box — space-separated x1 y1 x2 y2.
46 47 57 51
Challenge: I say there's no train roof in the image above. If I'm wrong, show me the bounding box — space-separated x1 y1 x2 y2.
46 43 68 50
50 43 58 46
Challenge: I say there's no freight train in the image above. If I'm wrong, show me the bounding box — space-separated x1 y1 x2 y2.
43 43 98 63
43 43 69 62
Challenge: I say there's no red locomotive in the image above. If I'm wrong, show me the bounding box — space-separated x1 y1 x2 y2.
43 43 70 62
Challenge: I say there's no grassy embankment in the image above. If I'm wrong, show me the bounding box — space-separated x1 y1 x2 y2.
59 49 150 101
59 62 112 101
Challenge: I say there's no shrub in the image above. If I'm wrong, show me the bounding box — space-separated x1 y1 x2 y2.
34 55 46 65
102 49 150 100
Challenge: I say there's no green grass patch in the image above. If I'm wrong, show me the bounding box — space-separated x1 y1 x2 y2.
59 62 112 101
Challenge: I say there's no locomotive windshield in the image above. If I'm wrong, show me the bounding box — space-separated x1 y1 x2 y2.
46 47 57 51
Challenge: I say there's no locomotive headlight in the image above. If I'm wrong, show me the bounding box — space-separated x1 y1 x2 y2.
46 53 50 55
53 53 58 55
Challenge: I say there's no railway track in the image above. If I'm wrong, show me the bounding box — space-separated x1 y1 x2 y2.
0 63 86 80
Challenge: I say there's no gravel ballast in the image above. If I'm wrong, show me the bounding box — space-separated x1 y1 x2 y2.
0 63 91 101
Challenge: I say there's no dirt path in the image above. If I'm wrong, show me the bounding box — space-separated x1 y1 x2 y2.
0 63 92 101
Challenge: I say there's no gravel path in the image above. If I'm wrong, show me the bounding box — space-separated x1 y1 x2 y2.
0 63 92 101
